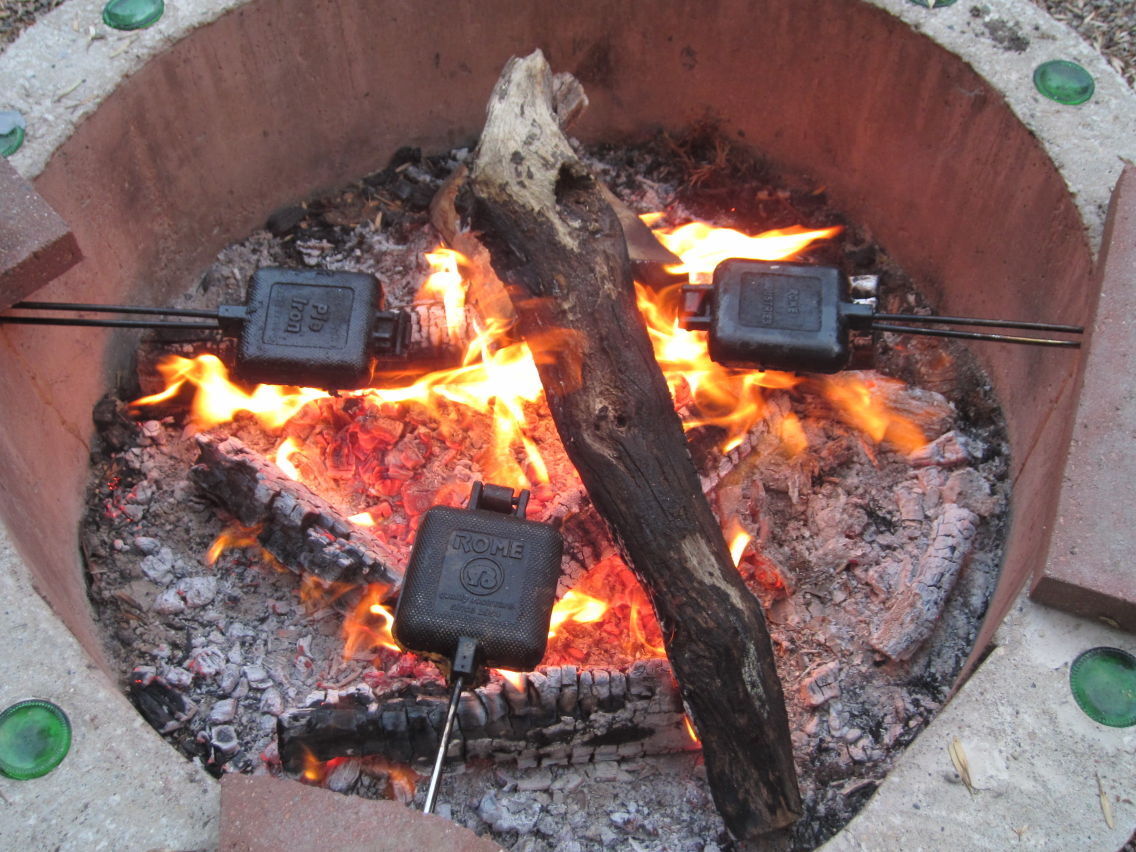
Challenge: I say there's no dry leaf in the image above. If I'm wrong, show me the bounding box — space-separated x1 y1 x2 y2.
1097 773 1115 830
948 736 975 795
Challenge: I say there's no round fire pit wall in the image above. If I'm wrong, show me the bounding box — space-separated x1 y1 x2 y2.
1 0 1134 846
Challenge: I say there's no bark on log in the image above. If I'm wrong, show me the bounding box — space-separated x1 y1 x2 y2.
191 435 403 596
465 51 801 839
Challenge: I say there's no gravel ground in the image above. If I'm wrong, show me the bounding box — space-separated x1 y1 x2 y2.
1 0 1134 90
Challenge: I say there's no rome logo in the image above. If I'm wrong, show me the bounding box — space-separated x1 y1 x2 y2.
460 557 504 596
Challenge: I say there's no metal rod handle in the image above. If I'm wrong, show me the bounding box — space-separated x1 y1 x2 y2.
871 322 1081 347
872 313 1083 334
423 674 465 814
12 301 219 320
0 316 221 331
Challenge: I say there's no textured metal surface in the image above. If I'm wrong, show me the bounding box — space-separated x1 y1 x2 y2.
394 506 563 671
237 267 381 388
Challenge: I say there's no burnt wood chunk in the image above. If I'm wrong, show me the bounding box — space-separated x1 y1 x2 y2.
191 435 402 595
465 51 801 839
278 661 688 770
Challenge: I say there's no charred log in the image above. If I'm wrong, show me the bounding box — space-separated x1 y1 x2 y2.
191 435 402 596
278 660 690 770
465 51 800 840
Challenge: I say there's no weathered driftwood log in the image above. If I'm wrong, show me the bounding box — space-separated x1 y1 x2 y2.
465 51 801 839
278 660 689 771
191 435 402 595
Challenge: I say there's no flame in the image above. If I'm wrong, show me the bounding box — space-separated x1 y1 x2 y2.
549 590 608 637
205 523 276 568
651 220 842 279
275 437 302 481
341 584 398 659
133 354 327 428
347 511 375 527
419 248 467 336
727 523 753 568
628 601 667 658
684 715 701 744
495 669 527 691
819 373 927 454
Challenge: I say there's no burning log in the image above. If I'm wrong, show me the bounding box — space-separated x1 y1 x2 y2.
278 660 692 771
464 51 800 840
191 435 402 596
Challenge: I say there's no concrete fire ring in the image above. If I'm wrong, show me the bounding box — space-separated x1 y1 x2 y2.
1 0 1135 848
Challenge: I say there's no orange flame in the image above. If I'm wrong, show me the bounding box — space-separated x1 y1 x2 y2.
341 584 398 659
684 715 701 744
133 353 327 428
275 437 302 481
652 220 842 279
819 373 927 454
727 523 753 568
205 523 279 569
548 590 608 638
419 248 467 336
495 669 527 691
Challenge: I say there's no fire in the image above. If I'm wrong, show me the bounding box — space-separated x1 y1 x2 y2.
418 248 467 336
684 714 700 744
818 373 926 454
341 584 399 659
548 590 608 637
727 524 753 568
495 669 527 691
134 213 934 679
205 523 280 569
133 353 327 429
275 437 302 481
298 749 420 802
650 220 842 280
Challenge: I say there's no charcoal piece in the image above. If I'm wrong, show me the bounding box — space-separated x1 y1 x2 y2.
130 668 196 734
191 434 402 595
265 205 307 236
93 394 140 451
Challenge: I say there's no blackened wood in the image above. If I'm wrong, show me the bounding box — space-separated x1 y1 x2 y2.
278 661 687 770
466 51 801 839
191 435 402 595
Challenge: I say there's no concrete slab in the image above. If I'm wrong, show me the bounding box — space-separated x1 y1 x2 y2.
219 774 503 852
1033 164 1136 630
0 157 80 308
0 527 219 851
822 597 1136 851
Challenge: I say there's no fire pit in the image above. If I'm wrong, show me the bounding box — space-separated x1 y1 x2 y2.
1 0 1135 849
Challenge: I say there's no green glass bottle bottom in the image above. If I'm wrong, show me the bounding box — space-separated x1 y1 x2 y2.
1033 60 1094 105
102 0 165 31
0 110 26 157
1070 647 1136 727
0 700 72 779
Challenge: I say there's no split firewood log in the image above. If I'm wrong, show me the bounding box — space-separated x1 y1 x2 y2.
464 50 800 841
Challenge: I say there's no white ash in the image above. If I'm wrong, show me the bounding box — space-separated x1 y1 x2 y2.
80 142 1011 851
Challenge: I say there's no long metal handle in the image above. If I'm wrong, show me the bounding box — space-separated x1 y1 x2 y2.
423 674 465 814
870 322 1081 347
872 312 1083 334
